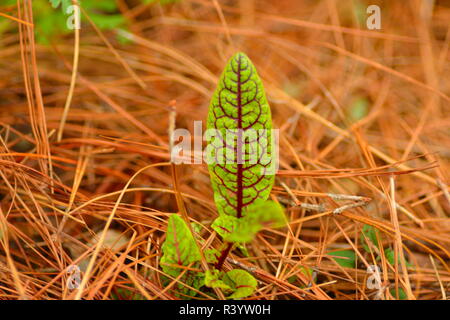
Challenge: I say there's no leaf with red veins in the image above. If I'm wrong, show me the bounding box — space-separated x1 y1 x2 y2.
207 52 276 218
160 215 203 297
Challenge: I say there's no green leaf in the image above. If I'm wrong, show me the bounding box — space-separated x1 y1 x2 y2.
384 248 413 268
49 0 61 8
161 215 201 270
212 215 241 240
204 269 257 299
160 215 203 297
390 288 407 300
49 0 71 13
30 1 68 43
360 224 380 253
204 248 220 264
206 52 276 219
246 200 286 228
287 276 297 284
349 97 369 122
211 214 259 243
0 18 11 39
30 0 129 44
212 200 286 243
327 250 356 268
190 221 202 235
353 1 368 27
299 266 315 279
223 269 257 299
83 0 118 11
204 270 232 291
90 13 125 30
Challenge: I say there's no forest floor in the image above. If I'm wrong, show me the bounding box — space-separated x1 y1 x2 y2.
0 0 449 300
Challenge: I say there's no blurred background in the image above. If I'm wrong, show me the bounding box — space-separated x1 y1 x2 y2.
0 0 449 300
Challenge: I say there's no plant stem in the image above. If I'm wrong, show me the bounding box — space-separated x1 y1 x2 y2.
215 242 233 270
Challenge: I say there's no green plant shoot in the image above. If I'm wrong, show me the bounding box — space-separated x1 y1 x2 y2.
160 214 203 297
160 53 285 299
160 215 258 299
206 52 276 219
206 52 284 244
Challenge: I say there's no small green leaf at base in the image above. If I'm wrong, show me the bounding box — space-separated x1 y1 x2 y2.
327 250 356 268
212 200 286 243
204 270 232 291
49 0 71 12
204 269 258 299
160 215 203 297
223 269 257 299
390 288 407 300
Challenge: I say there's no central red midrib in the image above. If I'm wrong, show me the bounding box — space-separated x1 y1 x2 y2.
236 56 243 219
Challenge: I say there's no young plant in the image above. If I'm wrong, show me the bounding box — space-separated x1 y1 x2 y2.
160 214 260 299
206 52 285 268
160 215 203 298
160 52 285 299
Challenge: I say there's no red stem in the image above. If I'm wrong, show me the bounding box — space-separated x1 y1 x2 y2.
215 242 233 270
215 55 245 270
